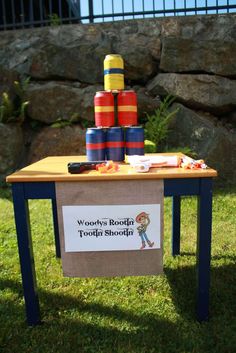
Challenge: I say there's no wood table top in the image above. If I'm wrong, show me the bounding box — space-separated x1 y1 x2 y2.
6 154 217 183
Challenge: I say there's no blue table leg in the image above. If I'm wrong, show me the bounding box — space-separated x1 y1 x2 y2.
172 195 181 256
196 178 213 322
12 183 41 326
51 199 61 258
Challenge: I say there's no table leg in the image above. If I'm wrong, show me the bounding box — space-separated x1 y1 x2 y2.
196 178 213 322
172 195 181 256
51 199 61 258
12 183 41 326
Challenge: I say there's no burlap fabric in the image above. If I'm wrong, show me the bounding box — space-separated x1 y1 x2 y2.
56 179 163 277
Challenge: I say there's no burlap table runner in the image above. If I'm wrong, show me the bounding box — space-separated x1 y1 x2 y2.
56 179 163 277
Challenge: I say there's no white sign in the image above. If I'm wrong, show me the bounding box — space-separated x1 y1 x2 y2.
62 204 161 252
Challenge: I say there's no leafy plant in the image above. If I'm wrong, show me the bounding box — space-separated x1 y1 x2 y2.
50 118 73 128
49 13 61 26
144 95 178 152
80 117 94 129
0 93 14 123
0 78 30 124
50 114 80 128
164 146 197 158
50 114 94 129
144 139 156 153
29 119 44 131
13 77 30 100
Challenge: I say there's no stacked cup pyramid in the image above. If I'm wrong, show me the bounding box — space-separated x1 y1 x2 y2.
86 54 144 162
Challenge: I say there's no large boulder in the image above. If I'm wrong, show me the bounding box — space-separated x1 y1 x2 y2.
0 25 112 83
0 30 42 78
134 86 161 121
0 14 235 84
26 81 160 126
160 14 236 76
29 20 161 84
0 123 24 180
167 103 236 185
26 82 103 124
147 73 236 115
29 26 112 83
27 124 86 164
0 14 236 83
104 20 161 83
0 20 161 84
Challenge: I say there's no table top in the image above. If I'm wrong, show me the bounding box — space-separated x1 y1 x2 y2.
6 154 217 183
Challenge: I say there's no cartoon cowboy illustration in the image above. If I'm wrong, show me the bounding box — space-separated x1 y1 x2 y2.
135 211 154 250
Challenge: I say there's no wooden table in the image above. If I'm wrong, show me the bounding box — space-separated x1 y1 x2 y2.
6 154 217 326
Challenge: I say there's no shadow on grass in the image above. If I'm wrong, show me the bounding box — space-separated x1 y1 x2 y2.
179 252 236 263
0 185 12 201
165 262 236 323
213 183 236 195
0 278 182 353
1 261 236 353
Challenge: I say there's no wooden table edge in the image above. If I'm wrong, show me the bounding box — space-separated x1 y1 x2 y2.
5 154 218 183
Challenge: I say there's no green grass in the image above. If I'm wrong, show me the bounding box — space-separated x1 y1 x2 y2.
0 184 236 353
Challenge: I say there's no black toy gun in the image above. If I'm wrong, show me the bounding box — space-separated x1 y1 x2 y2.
67 161 106 174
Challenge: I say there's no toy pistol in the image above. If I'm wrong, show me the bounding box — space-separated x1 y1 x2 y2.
67 161 106 174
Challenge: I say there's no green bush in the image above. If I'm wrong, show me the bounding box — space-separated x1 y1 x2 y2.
165 146 197 158
49 13 62 26
144 95 178 152
144 139 156 153
0 78 30 124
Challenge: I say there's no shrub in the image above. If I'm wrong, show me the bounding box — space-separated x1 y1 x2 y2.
144 95 178 152
144 139 156 153
0 78 30 124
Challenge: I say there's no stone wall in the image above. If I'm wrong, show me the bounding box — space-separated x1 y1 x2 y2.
0 14 236 185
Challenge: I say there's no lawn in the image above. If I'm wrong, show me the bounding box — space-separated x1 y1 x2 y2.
0 184 235 353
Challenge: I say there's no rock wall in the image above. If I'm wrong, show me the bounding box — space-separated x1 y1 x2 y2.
0 14 236 185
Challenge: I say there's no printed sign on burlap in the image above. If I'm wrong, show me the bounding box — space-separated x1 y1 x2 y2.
56 179 163 277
